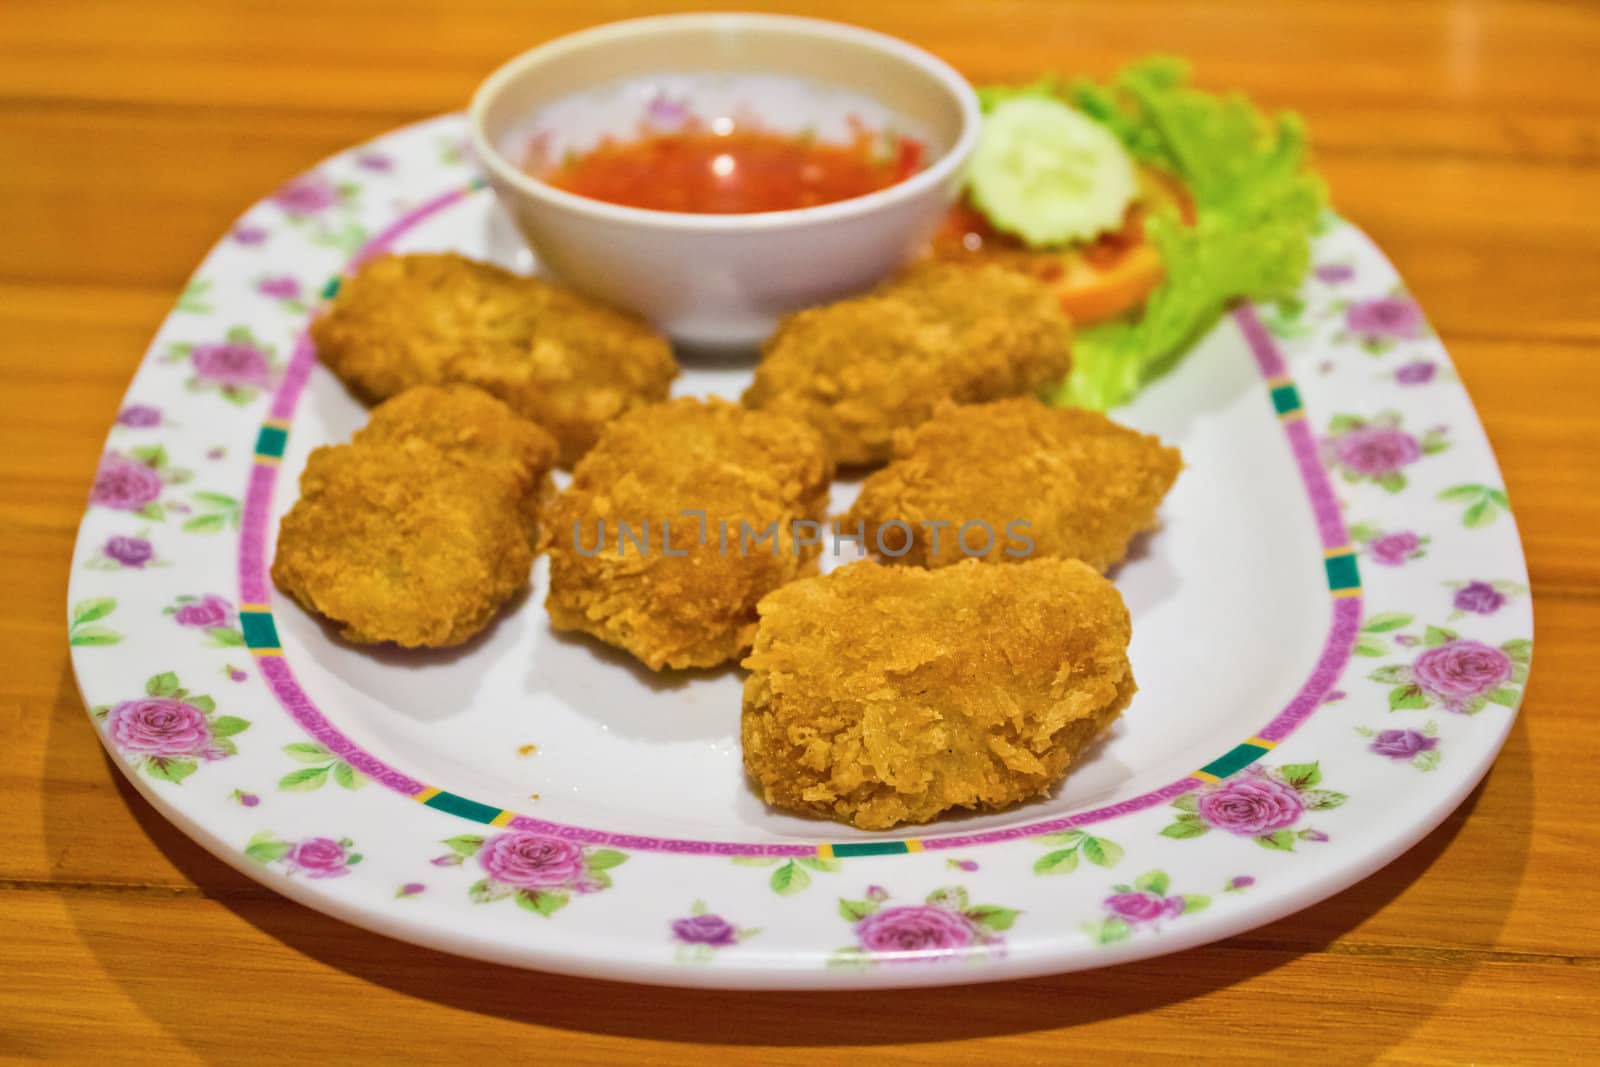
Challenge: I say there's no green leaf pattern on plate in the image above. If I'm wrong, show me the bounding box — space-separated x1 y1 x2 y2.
276 741 367 793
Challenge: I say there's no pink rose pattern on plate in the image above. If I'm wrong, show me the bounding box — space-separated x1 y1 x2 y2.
671 901 759 962
116 404 163 428
1356 722 1442 772
66 118 1532 974
1349 523 1431 569
1368 624 1530 715
1162 763 1345 851
88 445 195 523
164 593 246 648
1394 360 1437 385
1331 288 1429 354
256 274 310 313
273 174 338 215
90 452 165 514
432 832 628 917
91 672 250 783
1445 579 1525 620
272 170 369 254
831 885 1018 968
1084 869 1210 945
245 832 361 879
163 326 280 405
83 528 168 570
1321 411 1447 493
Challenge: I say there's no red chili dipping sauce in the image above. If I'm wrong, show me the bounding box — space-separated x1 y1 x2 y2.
535 127 925 214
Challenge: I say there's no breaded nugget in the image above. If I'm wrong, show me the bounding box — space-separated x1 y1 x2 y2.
742 263 1073 465
311 252 678 466
741 558 1134 830
845 398 1181 571
272 386 554 647
352 383 560 538
543 397 833 670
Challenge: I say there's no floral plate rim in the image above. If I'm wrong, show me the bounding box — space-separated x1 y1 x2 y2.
66 113 1532 988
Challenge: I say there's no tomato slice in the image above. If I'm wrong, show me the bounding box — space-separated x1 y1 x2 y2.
928 166 1193 325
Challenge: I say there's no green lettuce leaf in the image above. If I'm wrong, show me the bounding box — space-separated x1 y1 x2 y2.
975 57 1327 409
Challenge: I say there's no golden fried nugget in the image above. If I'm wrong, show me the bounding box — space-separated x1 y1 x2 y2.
311 252 678 466
742 263 1073 466
271 387 555 648
352 383 560 538
543 397 833 670
741 558 1134 830
845 398 1182 571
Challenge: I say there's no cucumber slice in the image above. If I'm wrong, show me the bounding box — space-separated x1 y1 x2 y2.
969 96 1139 247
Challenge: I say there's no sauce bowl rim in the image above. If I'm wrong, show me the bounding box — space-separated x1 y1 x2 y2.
467 13 982 232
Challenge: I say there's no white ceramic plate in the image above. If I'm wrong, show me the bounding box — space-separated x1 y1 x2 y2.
67 115 1532 989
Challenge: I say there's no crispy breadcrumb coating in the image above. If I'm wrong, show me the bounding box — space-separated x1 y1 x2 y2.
543 397 833 670
310 252 678 466
845 398 1182 570
741 558 1134 830
742 263 1073 466
352 383 559 539
271 386 555 647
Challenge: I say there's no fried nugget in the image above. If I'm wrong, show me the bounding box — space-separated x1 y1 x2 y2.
741 558 1134 830
311 252 678 466
543 397 833 670
742 263 1073 465
845 398 1182 571
272 386 555 647
352 383 560 538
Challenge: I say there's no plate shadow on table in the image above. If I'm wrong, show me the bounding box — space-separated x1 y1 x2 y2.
44 665 1532 1053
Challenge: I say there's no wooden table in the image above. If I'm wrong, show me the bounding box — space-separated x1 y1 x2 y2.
4 1 1598 1061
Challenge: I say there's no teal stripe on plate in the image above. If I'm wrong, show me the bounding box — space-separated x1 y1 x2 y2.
1324 553 1361 591
255 425 288 459
830 841 910 858
240 612 280 650
1199 743 1269 780
423 791 503 824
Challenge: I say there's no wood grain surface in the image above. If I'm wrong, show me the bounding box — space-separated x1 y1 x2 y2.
3 1 1598 1062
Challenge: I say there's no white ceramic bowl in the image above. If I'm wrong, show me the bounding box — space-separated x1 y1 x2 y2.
468 13 981 349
